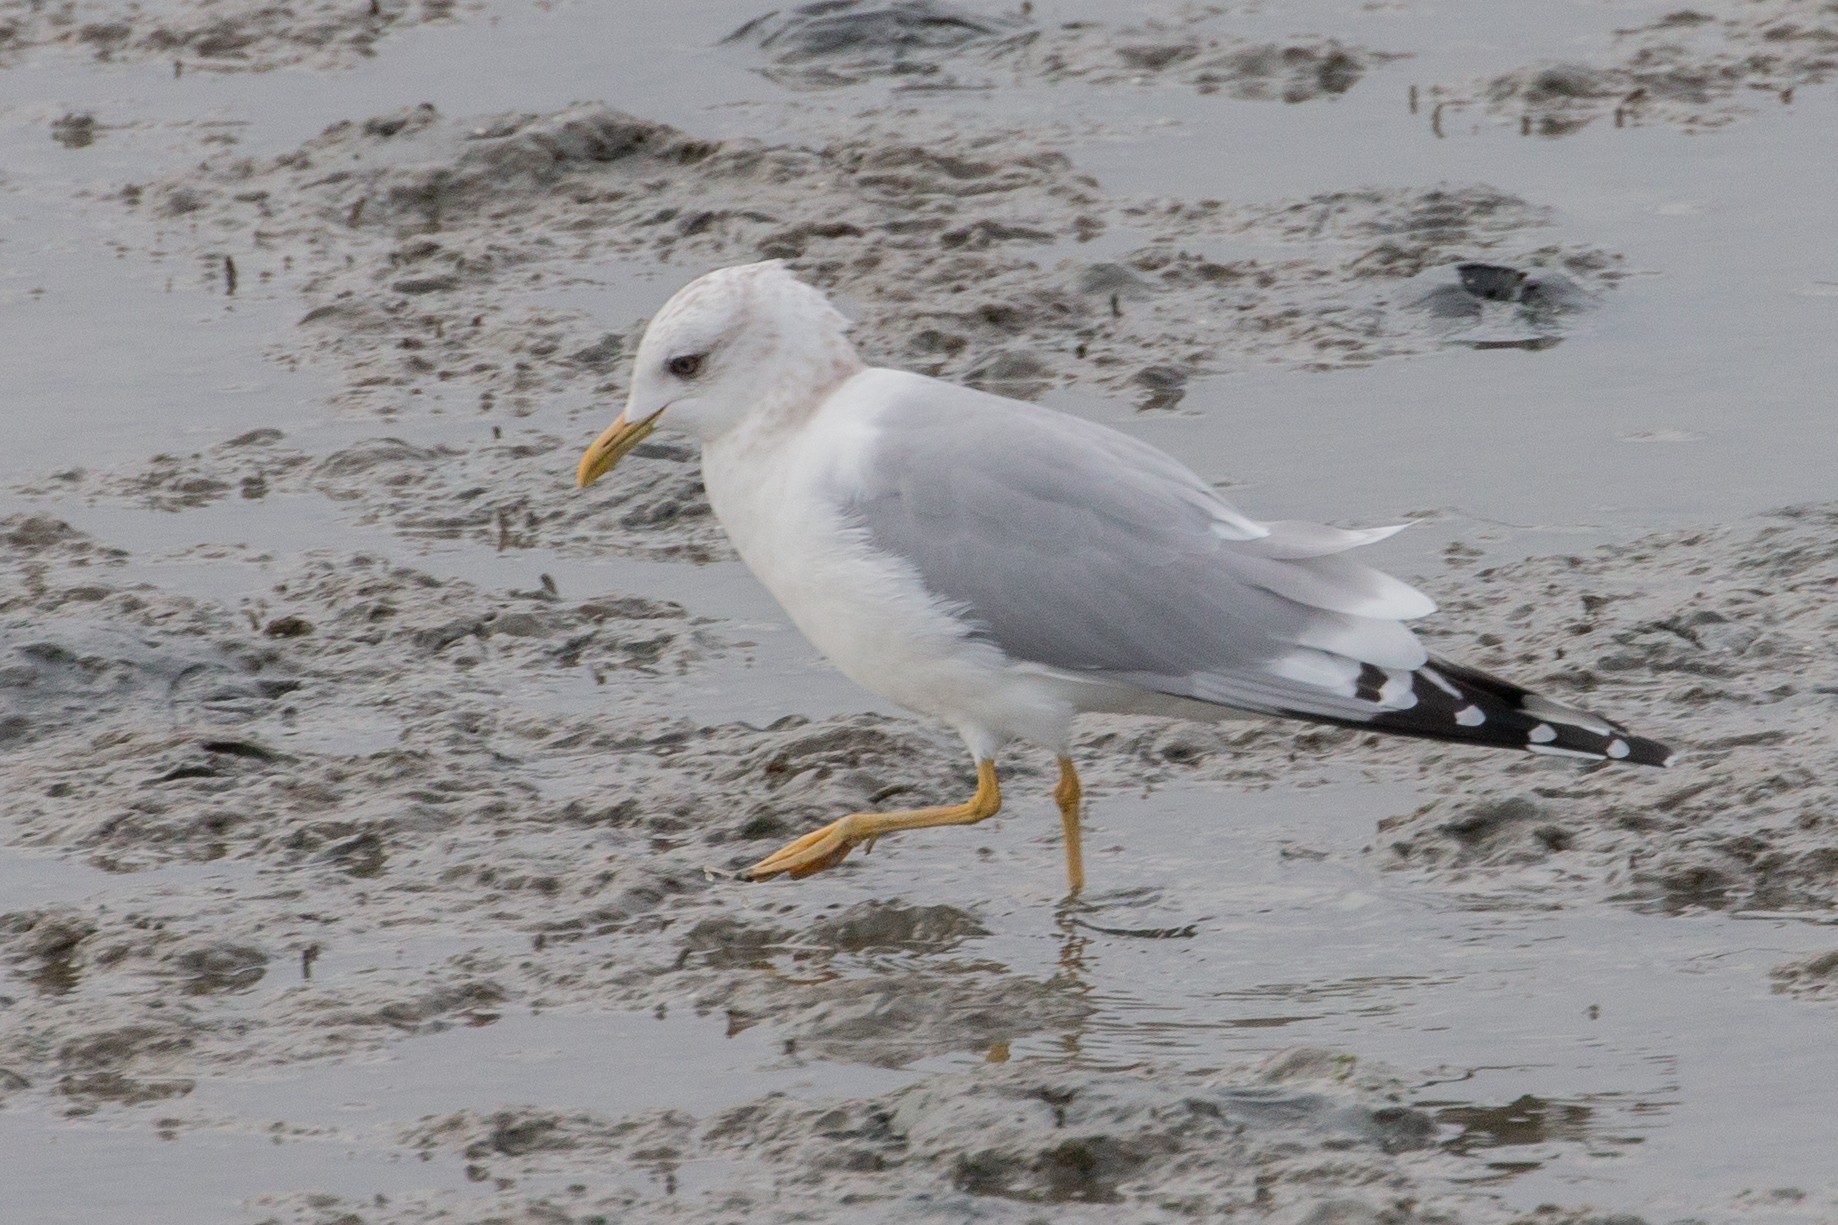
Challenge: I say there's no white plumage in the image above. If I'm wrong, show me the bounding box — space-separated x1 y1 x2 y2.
576 261 1671 889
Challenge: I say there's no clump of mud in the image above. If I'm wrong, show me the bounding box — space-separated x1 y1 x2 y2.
1430 0 1838 135
1771 948 1838 999
723 0 1391 103
0 0 467 72
242 1049 1526 1224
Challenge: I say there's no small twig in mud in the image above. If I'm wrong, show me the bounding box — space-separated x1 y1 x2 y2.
300 943 321 979
223 255 237 296
1431 102 1445 138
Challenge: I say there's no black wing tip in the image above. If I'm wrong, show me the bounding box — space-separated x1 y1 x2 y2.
1529 729 1676 768
1325 658 1674 766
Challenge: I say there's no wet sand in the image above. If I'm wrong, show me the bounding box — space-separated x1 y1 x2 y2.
2 2 1837 1222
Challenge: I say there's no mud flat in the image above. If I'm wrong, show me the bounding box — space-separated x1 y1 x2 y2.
0 0 469 73
3 2 1838 1223
1431 0 1838 137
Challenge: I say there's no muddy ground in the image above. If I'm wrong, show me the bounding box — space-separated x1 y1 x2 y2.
3 2 1836 1223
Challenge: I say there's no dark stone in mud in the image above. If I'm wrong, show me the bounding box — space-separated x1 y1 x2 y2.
1448 260 1590 312
1457 261 1530 301
1402 261 1592 350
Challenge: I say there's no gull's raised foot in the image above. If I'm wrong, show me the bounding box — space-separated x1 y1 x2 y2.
743 761 1004 884
743 817 863 881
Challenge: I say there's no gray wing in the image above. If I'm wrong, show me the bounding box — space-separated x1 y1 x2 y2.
841 375 1435 723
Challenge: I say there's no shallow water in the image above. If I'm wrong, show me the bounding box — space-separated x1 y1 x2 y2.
3 1 1835 1221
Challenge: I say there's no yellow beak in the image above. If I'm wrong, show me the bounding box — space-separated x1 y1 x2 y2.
576 412 658 489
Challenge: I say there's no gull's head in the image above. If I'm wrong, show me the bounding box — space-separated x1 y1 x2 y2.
577 260 860 489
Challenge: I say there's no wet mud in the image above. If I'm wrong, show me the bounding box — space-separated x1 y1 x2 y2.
3 1 1837 1222
1427 0 1838 136
725 0 1388 103
0 0 468 72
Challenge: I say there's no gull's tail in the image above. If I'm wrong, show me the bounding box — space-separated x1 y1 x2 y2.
1325 656 1675 766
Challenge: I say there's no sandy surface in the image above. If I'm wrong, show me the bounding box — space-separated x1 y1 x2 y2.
3 2 1837 1222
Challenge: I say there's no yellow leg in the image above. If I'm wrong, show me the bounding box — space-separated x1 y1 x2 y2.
744 760 1001 881
1055 756 1085 896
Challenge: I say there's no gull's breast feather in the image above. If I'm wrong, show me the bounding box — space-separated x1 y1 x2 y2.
698 367 1080 752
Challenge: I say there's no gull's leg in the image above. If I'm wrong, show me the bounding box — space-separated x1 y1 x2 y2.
1055 756 1085 896
744 760 1001 881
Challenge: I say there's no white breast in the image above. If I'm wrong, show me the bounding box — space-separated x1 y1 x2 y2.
698 376 1078 757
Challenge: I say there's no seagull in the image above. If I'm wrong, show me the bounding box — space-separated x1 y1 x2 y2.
577 261 1671 891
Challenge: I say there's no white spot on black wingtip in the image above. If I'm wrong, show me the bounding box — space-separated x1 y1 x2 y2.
1606 738 1631 760
1455 705 1485 727
1528 723 1558 744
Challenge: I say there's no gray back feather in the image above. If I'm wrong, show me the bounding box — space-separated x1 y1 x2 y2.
840 375 1431 719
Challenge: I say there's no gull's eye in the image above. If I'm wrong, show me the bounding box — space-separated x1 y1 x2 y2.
666 353 705 379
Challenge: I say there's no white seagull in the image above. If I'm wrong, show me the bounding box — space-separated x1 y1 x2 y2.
577 261 1670 890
